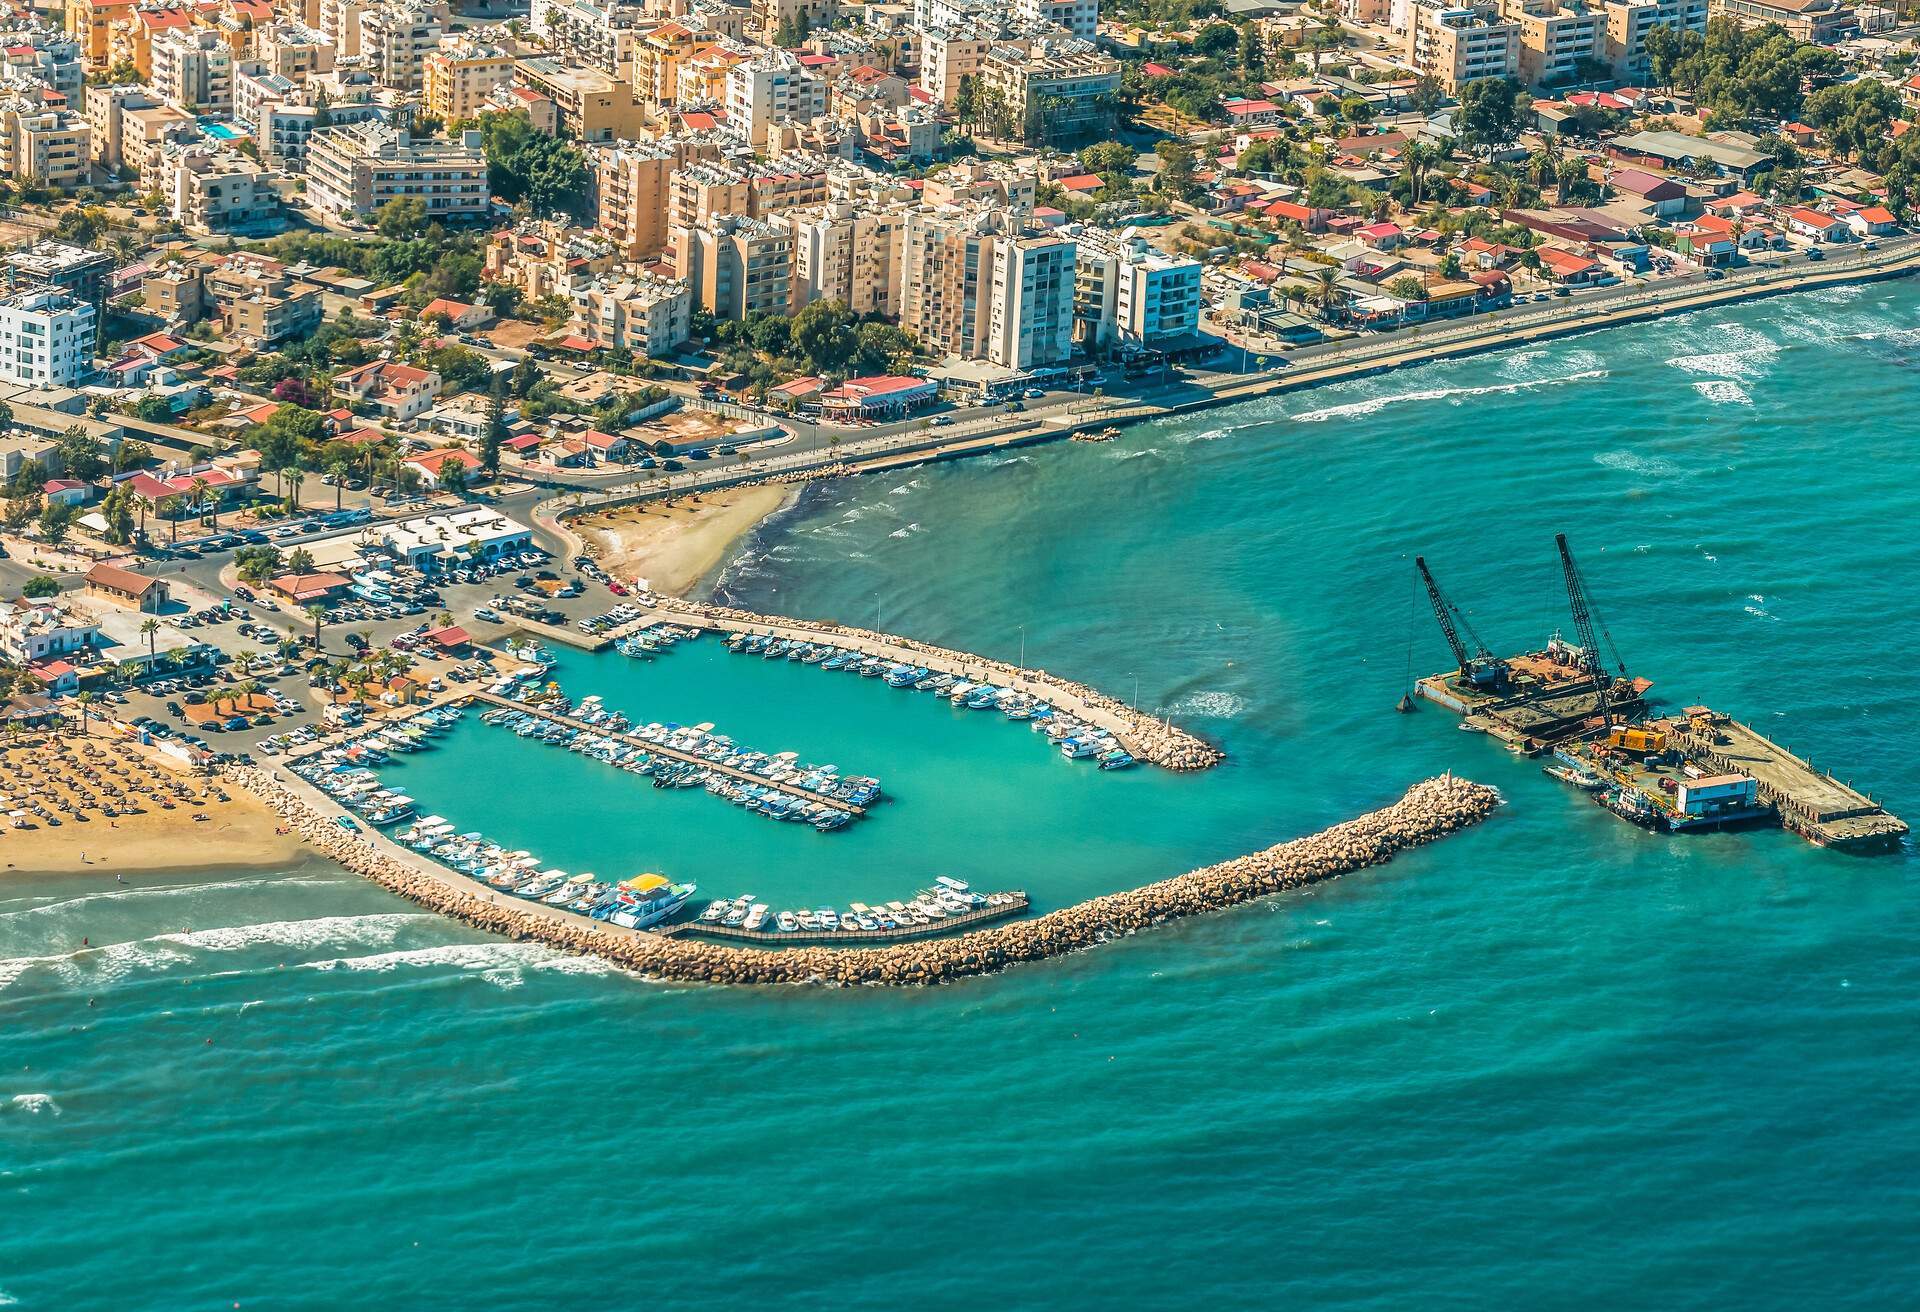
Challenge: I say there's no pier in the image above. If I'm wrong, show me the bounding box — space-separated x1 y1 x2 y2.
597 598 1224 771
1661 713 1907 853
685 894 1030 945
466 690 869 817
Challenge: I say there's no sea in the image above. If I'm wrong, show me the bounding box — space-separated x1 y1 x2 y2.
5 282 1919 1310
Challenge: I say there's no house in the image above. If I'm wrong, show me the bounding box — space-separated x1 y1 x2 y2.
401 446 477 487
1221 98 1281 127
332 361 444 422
41 478 93 507
1848 206 1898 237
418 298 496 330
1785 208 1851 243
26 658 78 696
581 429 633 462
1706 190 1766 217
1055 174 1104 194
83 562 170 613
1355 222 1405 251
1608 167 1687 216
268 572 351 604
1263 199 1329 232
1674 219 1736 266
1536 246 1603 284
124 331 191 362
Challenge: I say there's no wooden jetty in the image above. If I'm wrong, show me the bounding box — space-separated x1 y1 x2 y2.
467 690 868 817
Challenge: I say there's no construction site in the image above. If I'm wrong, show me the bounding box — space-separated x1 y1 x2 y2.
1409 535 1908 855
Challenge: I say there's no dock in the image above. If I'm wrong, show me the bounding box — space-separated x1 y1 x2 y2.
467 690 868 817
1661 713 1907 853
683 893 1030 944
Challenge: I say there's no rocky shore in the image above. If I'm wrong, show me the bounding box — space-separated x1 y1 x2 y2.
229 764 1499 987
640 594 1227 771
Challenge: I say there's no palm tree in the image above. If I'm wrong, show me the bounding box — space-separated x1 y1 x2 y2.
327 457 351 510
140 617 160 660
304 603 327 650
135 492 152 540
189 477 212 528
285 467 306 514
1313 266 1343 321
157 494 184 543
73 690 96 735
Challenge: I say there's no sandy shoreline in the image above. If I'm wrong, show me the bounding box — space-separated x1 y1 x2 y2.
573 484 795 597
0 733 310 879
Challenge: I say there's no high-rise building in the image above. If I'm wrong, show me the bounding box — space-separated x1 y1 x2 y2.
1502 0 1603 87
149 28 234 112
594 141 676 258
0 287 96 389
671 213 795 320
1071 229 1201 352
1407 0 1519 93
985 231 1074 370
423 39 514 121
789 202 904 318
305 123 488 219
358 0 447 93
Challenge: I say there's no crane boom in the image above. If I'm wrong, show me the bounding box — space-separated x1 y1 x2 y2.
1555 533 1613 726
1416 556 1505 688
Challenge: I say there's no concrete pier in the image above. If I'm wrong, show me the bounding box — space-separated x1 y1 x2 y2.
605 599 1225 771
469 690 867 816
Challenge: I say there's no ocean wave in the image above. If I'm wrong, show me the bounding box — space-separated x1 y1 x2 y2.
1110 447 1159 461
1665 322 1779 379
304 942 624 987
1165 691 1248 719
1691 379 1752 405
888 479 922 495
0 939 195 993
0 875 351 922
1289 369 1606 423
986 454 1033 468
153 913 429 954
8 1093 59 1115
887 523 921 539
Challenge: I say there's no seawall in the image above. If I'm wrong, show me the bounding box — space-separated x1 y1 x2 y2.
229 764 1501 987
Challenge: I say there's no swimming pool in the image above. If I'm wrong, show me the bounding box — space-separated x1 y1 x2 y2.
198 119 245 141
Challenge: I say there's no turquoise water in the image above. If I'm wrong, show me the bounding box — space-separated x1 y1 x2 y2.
6 282 1920 1308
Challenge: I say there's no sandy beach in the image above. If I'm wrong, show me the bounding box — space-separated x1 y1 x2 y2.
0 732 309 878
574 484 794 596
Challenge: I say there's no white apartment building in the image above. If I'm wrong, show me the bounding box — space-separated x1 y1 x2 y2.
0 288 96 388
980 38 1120 140
319 0 367 57
725 49 826 146
253 21 334 80
985 232 1074 370
913 0 992 30
1015 0 1098 37
527 0 648 77
0 25 83 96
1602 0 1706 79
149 28 233 112
305 122 488 219
1072 229 1201 351
0 599 99 665
166 143 281 235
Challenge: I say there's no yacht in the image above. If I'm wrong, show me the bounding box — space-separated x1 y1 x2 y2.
605 875 698 930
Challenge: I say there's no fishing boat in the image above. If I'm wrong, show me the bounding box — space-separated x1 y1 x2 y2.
1544 761 1607 791
777 911 799 932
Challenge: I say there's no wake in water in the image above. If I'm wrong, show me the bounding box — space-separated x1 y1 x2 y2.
5 1094 59 1116
1289 369 1607 424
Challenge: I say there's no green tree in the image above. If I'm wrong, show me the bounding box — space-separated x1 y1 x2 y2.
37 500 71 545
140 617 160 660
1386 274 1427 301
481 382 505 476
375 197 430 238
1456 77 1526 156
21 575 58 598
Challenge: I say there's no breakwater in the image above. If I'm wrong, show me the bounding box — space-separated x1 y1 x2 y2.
612 596 1226 771
228 763 1500 986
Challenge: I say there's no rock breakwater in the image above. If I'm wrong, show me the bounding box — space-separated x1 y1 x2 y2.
230 765 1500 987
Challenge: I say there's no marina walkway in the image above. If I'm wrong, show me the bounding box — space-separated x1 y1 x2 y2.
685 894 1030 945
467 690 868 816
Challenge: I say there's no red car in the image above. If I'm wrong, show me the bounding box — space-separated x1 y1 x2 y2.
608 582 629 596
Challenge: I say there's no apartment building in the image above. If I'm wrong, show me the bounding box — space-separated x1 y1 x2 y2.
1602 0 1706 78
205 253 323 344
0 100 90 186
5 242 114 315
1502 0 1602 87
667 155 830 230
165 142 281 235
305 122 488 220
671 213 795 320
513 56 645 142
150 27 233 112
120 102 194 178
253 20 334 79
919 22 996 105
527 0 647 78
985 231 1074 370
359 0 447 93
1015 0 1098 37
675 38 750 103
920 156 1036 217
0 288 96 389
593 140 677 258
630 21 709 114
898 204 999 360
114 2 195 81
141 259 204 323
789 202 903 318
1071 229 1201 351
486 220 619 299
81 81 153 170
423 40 514 121
1712 0 1848 39
238 70 391 165
979 38 1120 140
572 276 693 358
65 0 135 66
318 0 366 57
0 26 84 96
1408 0 1520 94
725 48 825 145
750 0 839 40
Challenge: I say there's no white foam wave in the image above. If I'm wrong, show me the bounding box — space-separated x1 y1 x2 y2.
887 523 921 539
8 1093 59 1115
1165 691 1247 719
304 941 623 987
1665 322 1779 380
0 875 350 922
986 454 1033 468
1110 447 1159 461
1289 369 1606 423
154 913 428 954
1691 378 1752 405
888 479 922 495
